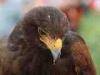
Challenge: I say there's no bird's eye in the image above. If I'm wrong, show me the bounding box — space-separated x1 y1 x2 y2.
38 27 47 36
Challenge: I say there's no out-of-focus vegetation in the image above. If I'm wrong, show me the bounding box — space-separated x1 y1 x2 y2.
78 11 100 75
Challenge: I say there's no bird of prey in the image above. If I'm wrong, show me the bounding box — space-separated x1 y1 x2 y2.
0 7 96 75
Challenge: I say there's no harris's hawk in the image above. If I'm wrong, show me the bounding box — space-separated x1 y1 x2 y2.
0 7 96 75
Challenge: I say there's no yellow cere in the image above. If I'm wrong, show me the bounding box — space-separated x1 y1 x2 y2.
40 35 62 51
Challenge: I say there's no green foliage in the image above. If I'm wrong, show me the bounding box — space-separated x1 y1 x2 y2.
78 13 100 75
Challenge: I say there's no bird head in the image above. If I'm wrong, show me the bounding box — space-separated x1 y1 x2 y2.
23 7 69 63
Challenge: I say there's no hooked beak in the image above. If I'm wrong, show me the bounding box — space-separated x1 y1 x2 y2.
40 35 62 63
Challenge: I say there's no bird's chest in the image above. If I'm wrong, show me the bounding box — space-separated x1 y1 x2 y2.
39 56 75 75
50 58 75 75
36 48 76 75
25 49 53 75
15 48 75 75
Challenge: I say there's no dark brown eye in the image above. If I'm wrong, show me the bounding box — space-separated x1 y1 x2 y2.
38 27 47 36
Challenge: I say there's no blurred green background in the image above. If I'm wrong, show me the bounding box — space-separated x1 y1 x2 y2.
78 12 100 75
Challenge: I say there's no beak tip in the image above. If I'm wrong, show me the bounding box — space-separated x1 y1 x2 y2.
50 48 61 63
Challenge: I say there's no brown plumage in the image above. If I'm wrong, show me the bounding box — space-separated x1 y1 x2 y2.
0 7 96 75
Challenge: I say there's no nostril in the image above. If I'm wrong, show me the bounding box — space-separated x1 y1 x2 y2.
54 44 56 47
